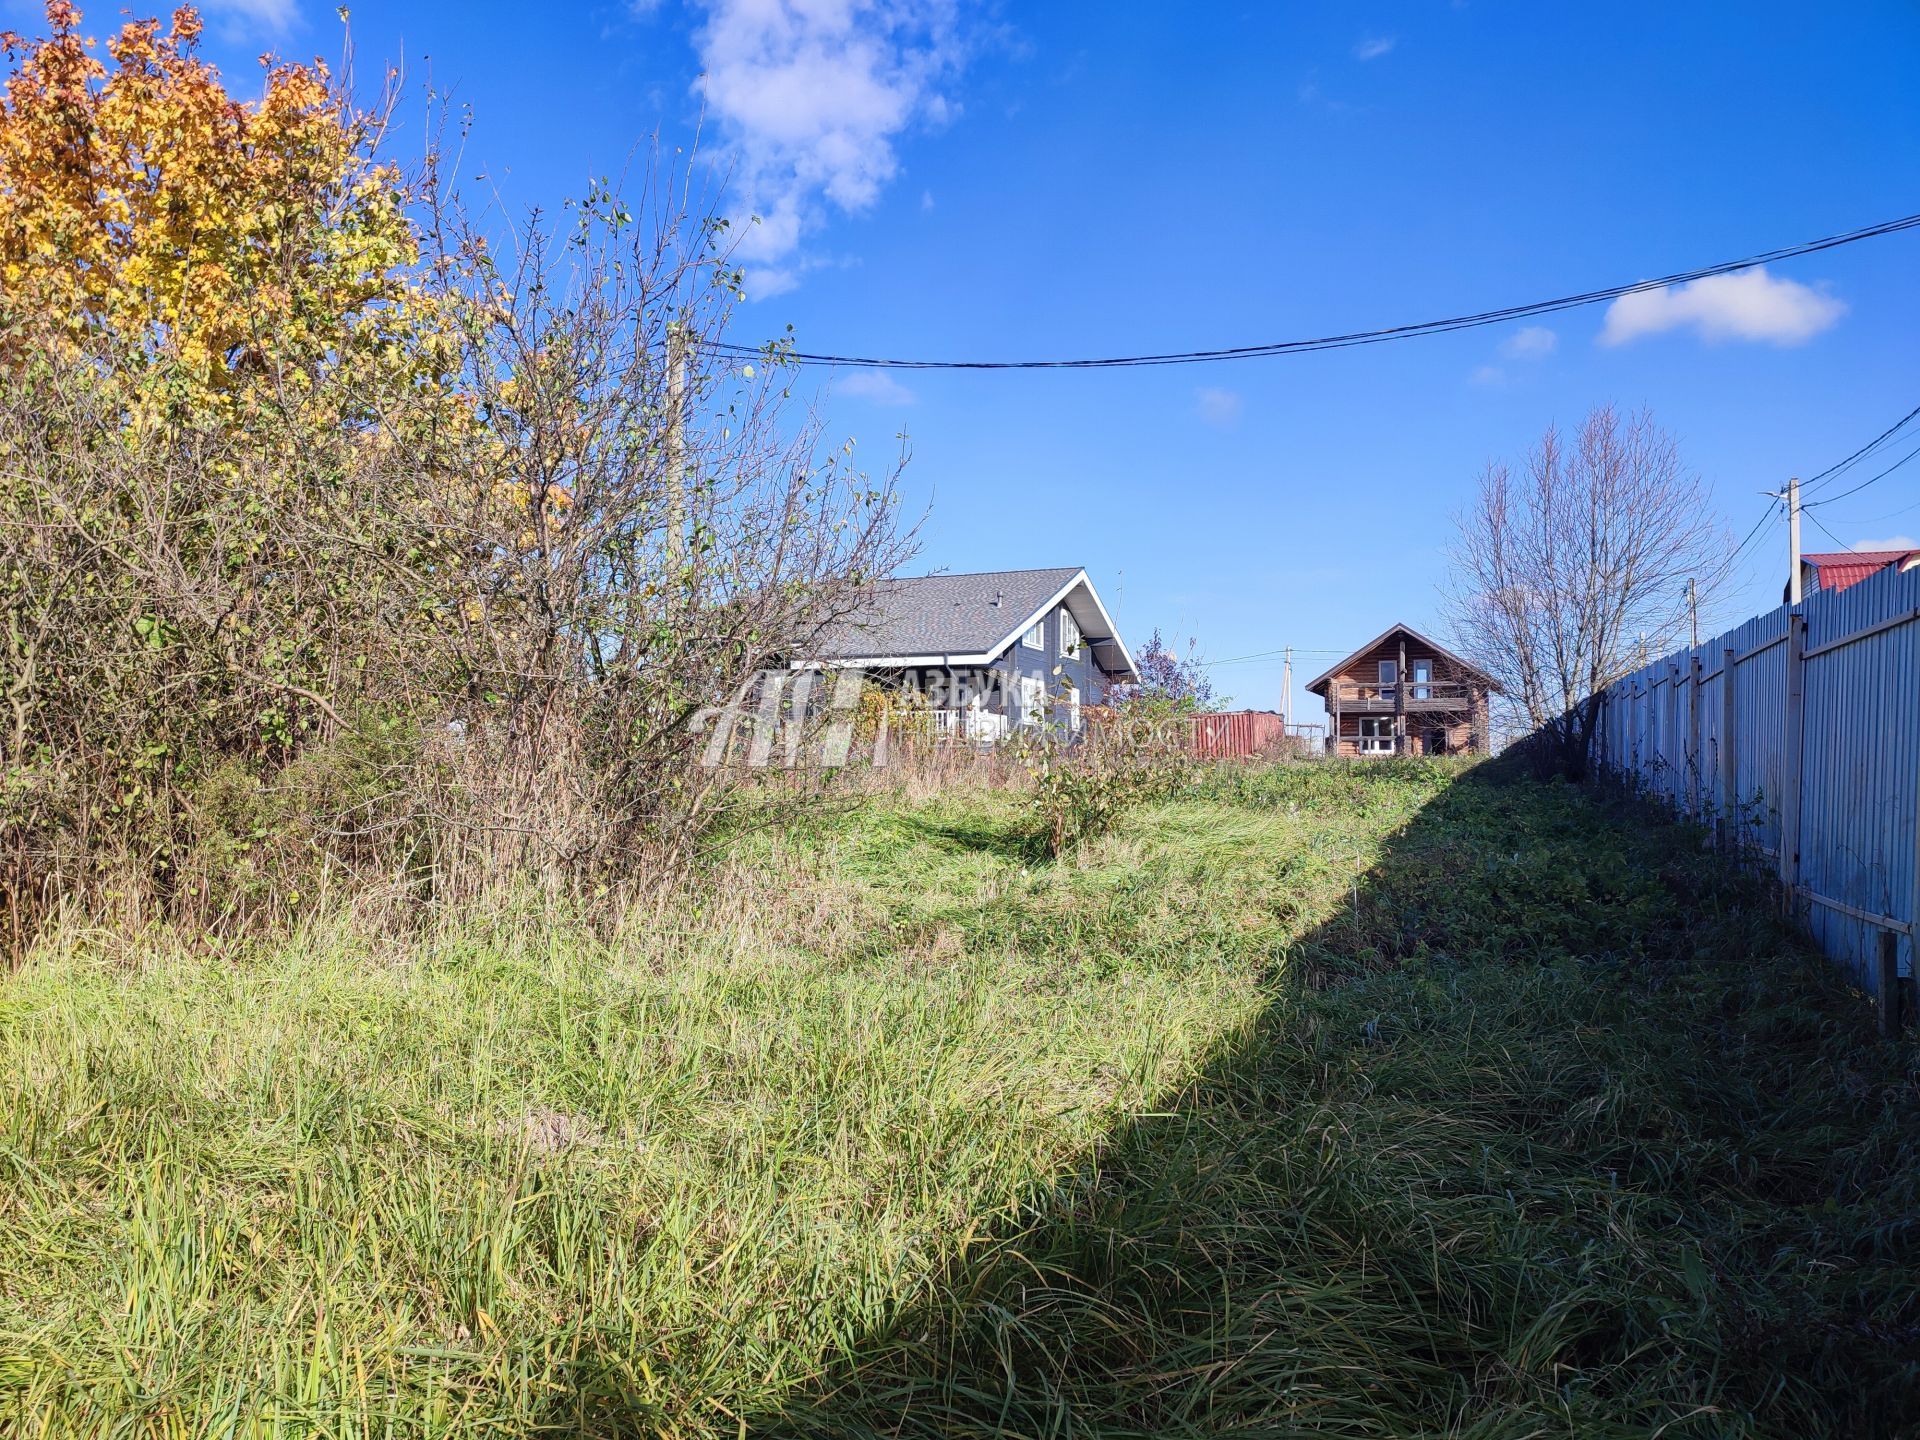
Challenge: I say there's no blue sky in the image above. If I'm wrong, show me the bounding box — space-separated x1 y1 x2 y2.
47 0 1920 717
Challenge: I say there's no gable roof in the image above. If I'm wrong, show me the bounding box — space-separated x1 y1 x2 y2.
806 566 1138 678
1304 622 1500 695
1801 549 1920 594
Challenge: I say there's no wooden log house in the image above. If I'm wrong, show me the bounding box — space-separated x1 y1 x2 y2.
1305 623 1497 757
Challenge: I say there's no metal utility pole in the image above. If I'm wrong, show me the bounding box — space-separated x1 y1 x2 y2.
1786 475 1802 606
1686 576 1698 648
666 325 688 577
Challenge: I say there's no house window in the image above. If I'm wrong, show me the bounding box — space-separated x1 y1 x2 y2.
1411 659 1432 701
1357 715 1394 755
1022 619 1045 650
1063 681 1081 732
1058 609 1081 657
1377 659 1397 701
1015 674 1045 726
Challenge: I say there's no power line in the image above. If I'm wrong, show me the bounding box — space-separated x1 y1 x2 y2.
1802 505 1854 553
1822 493 1920 527
1719 401 1920 590
1723 498 1784 576
1803 401 1920 494
1201 647 1350 668
1805 439 1920 509
713 210 1920 371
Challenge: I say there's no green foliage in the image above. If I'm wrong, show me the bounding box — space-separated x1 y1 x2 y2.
1 761 1916 1436
1026 696 1195 855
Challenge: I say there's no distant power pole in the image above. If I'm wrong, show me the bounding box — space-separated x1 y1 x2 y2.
1686 576 1698 648
1785 475 1802 606
1281 646 1292 729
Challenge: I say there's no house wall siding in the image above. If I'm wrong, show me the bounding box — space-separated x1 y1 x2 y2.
881 603 1113 728
1333 711 1477 757
991 603 1107 725
1317 632 1490 757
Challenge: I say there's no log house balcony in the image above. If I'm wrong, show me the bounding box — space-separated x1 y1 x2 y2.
1322 678 1480 713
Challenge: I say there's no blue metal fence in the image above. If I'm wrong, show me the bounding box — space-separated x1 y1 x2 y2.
1591 563 1920 997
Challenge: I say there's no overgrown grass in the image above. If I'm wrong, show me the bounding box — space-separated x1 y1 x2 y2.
1 761 1915 1436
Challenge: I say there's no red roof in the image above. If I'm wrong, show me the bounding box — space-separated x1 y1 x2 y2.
1802 549 1920 594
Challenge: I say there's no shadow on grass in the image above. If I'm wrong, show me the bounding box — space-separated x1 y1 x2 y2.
557 762 1920 1438
891 812 1054 868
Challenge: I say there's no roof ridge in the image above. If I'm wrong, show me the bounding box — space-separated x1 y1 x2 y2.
895 565 1083 581
1303 621 1499 694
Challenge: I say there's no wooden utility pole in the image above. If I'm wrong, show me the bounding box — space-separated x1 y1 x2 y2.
1280 646 1292 730
1686 576 1698 648
1786 475 1802 606
666 326 688 577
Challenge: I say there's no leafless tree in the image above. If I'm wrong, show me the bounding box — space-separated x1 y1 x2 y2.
1445 405 1724 777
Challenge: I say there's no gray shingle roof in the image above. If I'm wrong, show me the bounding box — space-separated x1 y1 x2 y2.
808 567 1135 676
812 567 1080 659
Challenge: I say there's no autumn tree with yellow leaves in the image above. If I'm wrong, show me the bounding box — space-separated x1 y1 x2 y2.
0 3 907 950
0 1 418 416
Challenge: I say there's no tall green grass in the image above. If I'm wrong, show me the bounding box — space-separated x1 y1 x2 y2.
2 761 1914 1436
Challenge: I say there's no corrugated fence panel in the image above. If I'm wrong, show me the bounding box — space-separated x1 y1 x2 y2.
1729 606 1791 862
1582 568 1915 997
1797 567 1920 986
1190 711 1285 759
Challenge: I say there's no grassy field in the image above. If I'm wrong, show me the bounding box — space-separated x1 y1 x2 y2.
1 760 1916 1437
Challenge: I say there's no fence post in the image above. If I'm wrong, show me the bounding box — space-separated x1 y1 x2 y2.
1688 654 1703 817
1780 612 1806 920
1878 930 1902 1037
1718 644 1737 849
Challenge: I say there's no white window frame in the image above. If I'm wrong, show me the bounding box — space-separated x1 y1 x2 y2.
1015 674 1045 727
1058 609 1081 657
1064 680 1081 732
1022 619 1045 651
1357 715 1395 755
1377 659 1397 701
1411 659 1432 701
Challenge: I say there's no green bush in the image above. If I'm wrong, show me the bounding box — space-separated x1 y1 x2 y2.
1027 696 1195 855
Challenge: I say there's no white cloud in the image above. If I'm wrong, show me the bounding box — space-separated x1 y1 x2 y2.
920 189 935 212
694 0 967 298
1353 35 1396 60
1468 364 1506 388
1500 325 1557 360
1855 535 1919 553
1599 266 1847 347
835 369 917 405
200 0 297 32
1195 387 1243 425
743 266 801 300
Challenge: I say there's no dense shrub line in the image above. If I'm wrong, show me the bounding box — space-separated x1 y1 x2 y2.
0 5 906 951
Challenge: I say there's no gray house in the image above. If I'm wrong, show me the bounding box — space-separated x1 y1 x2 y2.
804 567 1138 740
